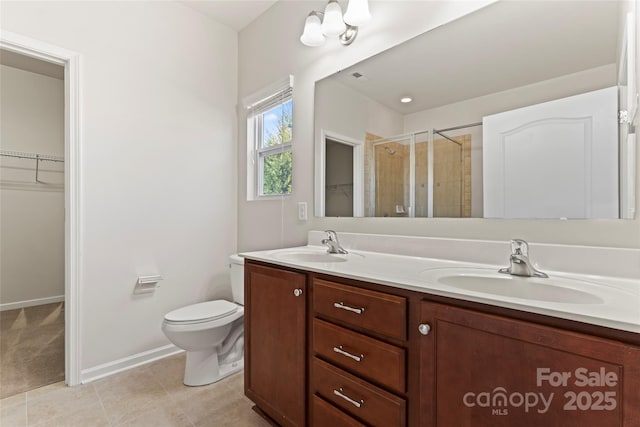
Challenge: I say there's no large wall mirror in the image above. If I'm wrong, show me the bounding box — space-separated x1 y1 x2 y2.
314 0 638 219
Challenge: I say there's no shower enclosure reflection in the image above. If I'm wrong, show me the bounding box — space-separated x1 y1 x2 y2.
324 126 477 218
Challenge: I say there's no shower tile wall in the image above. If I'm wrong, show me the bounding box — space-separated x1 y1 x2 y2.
463 137 472 217
365 133 472 218
373 141 407 217
364 135 409 217
415 142 429 217
432 134 472 218
414 134 472 218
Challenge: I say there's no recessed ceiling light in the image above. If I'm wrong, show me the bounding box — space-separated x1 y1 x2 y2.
400 96 412 103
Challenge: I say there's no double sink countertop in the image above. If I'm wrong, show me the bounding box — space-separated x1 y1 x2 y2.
241 244 640 334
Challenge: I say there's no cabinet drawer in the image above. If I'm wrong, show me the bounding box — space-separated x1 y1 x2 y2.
313 358 406 427
313 395 366 427
313 279 407 340
314 319 406 393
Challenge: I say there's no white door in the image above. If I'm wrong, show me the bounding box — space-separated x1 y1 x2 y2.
483 86 618 218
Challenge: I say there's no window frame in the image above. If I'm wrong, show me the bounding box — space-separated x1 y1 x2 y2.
244 76 294 200
254 97 293 198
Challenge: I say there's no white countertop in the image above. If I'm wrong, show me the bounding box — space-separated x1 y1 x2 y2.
241 244 640 334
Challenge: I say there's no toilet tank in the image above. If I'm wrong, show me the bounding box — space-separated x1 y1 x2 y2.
229 255 245 305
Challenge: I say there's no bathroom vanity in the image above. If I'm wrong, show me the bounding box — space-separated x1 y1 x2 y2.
244 263 307 426
242 235 640 427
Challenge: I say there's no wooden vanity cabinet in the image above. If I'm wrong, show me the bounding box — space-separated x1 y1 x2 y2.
244 261 640 427
418 301 640 427
310 278 409 427
245 262 307 427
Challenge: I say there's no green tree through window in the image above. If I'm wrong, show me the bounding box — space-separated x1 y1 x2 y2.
263 152 292 195
261 99 292 195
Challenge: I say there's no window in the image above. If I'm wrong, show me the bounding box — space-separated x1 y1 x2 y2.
246 77 293 199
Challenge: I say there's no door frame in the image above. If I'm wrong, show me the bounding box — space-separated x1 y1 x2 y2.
316 129 364 217
1 30 82 386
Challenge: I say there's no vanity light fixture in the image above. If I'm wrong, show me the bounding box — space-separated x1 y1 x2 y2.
300 0 371 47
400 96 413 103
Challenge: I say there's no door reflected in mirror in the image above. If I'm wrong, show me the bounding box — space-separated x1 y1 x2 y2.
325 139 354 217
314 0 637 219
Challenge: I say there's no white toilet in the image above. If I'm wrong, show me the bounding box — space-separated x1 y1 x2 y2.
162 255 245 386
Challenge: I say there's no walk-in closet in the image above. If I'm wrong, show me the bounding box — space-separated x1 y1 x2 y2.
0 49 65 398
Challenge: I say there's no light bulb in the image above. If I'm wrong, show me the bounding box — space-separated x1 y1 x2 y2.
300 12 325 47
344 0 371 26
322 0 347 37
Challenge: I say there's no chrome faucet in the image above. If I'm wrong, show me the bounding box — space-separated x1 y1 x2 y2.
322 230 348 254
498 239 548 278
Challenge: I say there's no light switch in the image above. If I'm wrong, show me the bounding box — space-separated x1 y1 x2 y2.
297 202 308 221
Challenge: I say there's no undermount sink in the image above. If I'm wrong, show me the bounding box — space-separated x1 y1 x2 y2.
420 268 605 304
271 249 363 263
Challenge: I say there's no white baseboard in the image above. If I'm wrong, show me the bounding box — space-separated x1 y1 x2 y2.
0 295 65 312
81 344 184 384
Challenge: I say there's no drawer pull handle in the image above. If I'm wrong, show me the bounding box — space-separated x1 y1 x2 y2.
333 301 364 314
333 387 364 408
333 345 363 362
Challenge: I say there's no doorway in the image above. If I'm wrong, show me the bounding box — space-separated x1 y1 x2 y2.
325 139 354 217
0 49 66 397
1 31 82 388
320 131 364 217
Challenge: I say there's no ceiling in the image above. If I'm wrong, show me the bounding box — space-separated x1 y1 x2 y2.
0 49 64 79
331 1 620 114
180 0 278 31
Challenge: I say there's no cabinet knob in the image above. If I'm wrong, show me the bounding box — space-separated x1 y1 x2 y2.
418 323 431 335
293 288 303 297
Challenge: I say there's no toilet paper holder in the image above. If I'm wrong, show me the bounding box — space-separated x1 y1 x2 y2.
134 275 163 294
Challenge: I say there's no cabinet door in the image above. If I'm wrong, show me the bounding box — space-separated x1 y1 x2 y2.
245 263 306 427
419 301 640 427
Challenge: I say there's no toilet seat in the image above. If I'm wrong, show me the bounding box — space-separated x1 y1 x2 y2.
164 300 238 325
162 307 243 333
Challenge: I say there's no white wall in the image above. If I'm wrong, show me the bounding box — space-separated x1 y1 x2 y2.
1 1 238 371
238 0 640 251
316 77 403 143
0 64 65 308
316 77 403 218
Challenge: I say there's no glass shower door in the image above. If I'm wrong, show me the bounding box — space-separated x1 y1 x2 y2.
368 135 414 217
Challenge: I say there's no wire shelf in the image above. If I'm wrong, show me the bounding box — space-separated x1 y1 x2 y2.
0 150 64 162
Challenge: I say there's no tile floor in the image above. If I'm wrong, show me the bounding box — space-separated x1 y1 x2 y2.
1 303 65 399
0 353 270 427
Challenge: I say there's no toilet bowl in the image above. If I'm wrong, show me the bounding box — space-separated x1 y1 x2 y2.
162 255 245 386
